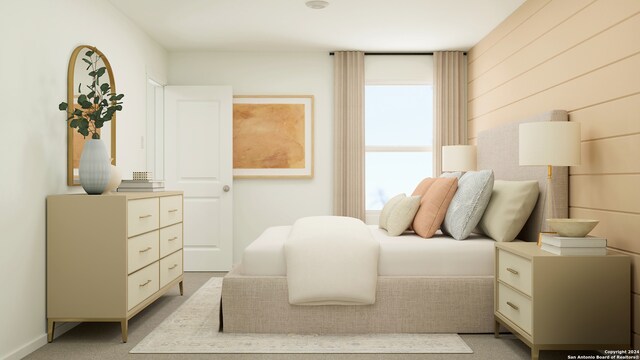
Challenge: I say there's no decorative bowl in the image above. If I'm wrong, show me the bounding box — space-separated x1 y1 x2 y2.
546 218 599 237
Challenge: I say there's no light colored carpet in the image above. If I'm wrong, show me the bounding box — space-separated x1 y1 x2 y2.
131 277 473 354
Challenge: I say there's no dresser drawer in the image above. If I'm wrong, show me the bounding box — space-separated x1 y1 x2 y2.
497 283 532 335
127 231 159 274
497 249 532 296
160 250 183 288
127 198 159 237
160 195 182 228
160 223 183 258
127 262 159 310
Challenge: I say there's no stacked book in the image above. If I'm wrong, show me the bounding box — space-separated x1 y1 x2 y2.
540 234 607 256
117 179 165 192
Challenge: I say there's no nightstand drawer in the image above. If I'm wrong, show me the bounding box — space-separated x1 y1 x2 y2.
497 249 532 296
127 198 159 236
127 262 159 311
127 231 159 274
160 250 183 288
160 195 182 228
497 283 532 335
160 223 182 258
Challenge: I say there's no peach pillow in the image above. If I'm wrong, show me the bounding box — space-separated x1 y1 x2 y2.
411 177 458 238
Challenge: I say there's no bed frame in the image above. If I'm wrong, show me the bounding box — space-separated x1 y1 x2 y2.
221 110 569 334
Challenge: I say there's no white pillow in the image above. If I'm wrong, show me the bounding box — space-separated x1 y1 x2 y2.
477 180 539 242
379 194 405 230
386 196 422 236
442 169 494 240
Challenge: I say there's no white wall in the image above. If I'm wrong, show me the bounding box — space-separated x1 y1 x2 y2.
169 52 333 264
0 0 167 358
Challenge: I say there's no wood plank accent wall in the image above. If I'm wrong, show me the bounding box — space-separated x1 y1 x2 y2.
467 0 640 347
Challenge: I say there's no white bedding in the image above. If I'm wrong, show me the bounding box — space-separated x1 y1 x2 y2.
240 225 496 277
284 216 379 305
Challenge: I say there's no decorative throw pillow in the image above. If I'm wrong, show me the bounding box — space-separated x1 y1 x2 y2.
379 193 405 230
477 180 539 242
440 171 462 179
386 195 422 236
411 177 458 238
442 170 494 240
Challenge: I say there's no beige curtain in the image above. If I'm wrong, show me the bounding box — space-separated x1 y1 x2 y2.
433 51 467 176
333 51 365 220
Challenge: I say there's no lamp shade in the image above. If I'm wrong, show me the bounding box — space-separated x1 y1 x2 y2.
442 145 477 172
519 122 581 166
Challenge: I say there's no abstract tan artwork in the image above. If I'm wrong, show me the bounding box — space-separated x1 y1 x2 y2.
233 96 314 178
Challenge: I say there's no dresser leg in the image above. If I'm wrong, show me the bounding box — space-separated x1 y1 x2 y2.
47 320 55 343
179 280 184 296
531 346 539 360
494 320 500 338
120 320 128 343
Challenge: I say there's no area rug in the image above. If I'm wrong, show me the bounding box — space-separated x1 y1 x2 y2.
130 277 473 354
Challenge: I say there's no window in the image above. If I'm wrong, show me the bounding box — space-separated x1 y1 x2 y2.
365 85 433 211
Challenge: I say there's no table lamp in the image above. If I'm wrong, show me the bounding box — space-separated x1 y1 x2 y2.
442 145 477 172
519 121 581 235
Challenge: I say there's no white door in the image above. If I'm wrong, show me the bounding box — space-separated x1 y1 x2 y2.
164 86 233 271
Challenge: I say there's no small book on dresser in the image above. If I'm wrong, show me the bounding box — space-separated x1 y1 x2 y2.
540 243 607 256
540 234 607 248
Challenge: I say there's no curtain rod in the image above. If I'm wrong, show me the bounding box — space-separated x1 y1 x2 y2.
328 52 467 56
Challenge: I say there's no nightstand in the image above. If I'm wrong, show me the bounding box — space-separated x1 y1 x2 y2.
494 242 630 360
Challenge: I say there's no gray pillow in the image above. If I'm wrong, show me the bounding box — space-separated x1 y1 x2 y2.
440 171 462 179
442 170 494 240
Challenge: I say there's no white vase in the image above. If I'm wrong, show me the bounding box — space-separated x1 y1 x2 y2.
102 165 122 194
79 139 111 195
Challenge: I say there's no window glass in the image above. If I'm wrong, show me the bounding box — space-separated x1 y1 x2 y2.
365 85 433 147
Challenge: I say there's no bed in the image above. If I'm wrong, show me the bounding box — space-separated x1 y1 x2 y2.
221 110 569 334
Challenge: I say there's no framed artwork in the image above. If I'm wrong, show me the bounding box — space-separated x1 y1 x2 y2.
233 95 314 178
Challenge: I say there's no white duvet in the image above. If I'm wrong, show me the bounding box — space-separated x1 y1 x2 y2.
284 216 379 306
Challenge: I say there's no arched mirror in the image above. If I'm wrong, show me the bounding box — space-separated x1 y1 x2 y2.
66 45 117 186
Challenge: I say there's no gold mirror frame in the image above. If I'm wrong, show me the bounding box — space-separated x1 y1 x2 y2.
66 45 117 186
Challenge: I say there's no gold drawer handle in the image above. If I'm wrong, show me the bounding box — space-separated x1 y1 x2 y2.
169 264 178 270
168 237 178 241
168 209 178 213
506 301 519 311
139 247 152 253
506 267 519 275
139 214 152 219
139 279 152 287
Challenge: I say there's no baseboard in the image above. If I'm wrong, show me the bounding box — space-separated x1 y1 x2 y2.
1 335 46 360
0 322 79 360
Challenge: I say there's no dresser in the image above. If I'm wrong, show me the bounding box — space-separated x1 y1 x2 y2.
46 192 184 342
494 242 630 360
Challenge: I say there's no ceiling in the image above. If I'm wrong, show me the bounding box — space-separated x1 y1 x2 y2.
108 0 525 52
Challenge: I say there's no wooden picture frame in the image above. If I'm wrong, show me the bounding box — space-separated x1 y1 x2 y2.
233 95 314 178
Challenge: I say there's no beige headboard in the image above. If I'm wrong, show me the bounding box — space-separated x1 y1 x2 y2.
477 110 569 242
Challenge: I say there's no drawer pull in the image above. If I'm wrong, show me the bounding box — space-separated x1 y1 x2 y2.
139 247 153 253
169 264 178 270
139 214 152 219
506 267 519 275
139 279 152 287
506 301 519 311
168 237 178 242
168 209 179 213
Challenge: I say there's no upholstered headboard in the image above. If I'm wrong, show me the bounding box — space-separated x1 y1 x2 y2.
477 110 569 242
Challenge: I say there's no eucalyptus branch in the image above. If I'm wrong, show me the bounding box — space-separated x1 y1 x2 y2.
58 49 124 140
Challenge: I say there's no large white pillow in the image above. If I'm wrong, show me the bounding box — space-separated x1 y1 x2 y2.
442 169 494 240
477 180 539 242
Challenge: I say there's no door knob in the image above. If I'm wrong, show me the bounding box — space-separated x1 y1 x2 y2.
223 185 230 192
